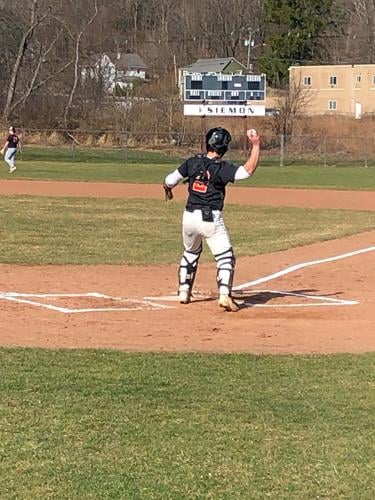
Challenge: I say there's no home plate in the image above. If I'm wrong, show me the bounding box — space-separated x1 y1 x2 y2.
144 292 211 302
145 289 358 308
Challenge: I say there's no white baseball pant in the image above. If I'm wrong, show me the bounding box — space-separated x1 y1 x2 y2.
179 209 235 296
5 148 17 169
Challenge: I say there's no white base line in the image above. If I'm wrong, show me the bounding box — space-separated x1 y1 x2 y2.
146 245 372 307
242 289 358 307
0 291 172 314
145 289 358 307
0 246 371 313
233 245 375 291
250 289 358 305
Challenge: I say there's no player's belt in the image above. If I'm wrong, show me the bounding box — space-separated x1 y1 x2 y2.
185 206 215 222
186 205 215 212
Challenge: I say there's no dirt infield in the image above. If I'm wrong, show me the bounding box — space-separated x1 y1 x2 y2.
0 179 374 210
0 181 374 354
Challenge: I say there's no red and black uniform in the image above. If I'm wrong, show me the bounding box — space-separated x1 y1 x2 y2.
178 155 239 211
7 134 19 149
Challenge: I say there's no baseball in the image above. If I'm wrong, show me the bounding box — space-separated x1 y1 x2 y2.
248 128 257 136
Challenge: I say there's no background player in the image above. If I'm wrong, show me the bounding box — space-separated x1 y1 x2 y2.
163 127 261 312
1 126 20 173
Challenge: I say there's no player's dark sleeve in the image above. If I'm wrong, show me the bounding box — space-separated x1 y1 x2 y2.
219 161 239 184
177 159 189 178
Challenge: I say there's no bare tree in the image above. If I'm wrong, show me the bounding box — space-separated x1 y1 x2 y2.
2 0 49 121
56 1 99 127
7 30 73 117
354 0 375 62
271 77 314 139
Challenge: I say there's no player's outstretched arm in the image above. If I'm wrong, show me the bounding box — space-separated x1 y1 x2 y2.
243 129 260 176
163 169 185 201
164 169 184 189
0 140 8 155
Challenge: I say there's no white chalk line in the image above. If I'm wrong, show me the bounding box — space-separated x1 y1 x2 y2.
0 245 371 313
243 289 358 307
146 245 374 307
233 245 375 290
242 289 358 305
0 291 172 314
145 289 358 308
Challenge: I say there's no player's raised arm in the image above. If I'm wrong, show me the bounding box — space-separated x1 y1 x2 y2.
233 129 261 182
243 129 260 176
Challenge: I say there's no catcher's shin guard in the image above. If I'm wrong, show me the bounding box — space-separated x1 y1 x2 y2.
215 247 236 296
178 246 202 298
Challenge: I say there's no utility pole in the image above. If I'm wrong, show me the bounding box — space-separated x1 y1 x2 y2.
245 30 254 70
243 27 262 71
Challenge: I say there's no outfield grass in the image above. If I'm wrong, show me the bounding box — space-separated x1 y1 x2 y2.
1 196 374 265
0 349 374 499
7 146 375 190
20 145 181 164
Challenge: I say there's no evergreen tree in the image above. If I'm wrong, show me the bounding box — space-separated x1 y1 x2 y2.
260 0 337 86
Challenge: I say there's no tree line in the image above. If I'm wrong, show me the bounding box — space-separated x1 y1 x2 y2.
0 0 374 128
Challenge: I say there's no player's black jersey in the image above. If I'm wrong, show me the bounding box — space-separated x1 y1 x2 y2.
7 134 19 148
178 155 239 211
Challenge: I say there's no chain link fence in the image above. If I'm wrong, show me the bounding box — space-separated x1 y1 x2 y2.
5 128 375 167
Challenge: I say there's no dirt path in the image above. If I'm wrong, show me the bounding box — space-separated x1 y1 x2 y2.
0 180 374 210
0 180 374 354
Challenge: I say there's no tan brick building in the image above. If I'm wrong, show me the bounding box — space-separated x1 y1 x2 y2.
289 64 375 118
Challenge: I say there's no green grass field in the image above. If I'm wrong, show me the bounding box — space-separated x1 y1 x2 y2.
1 350 374 498
0 196 374 264
1 148 375 498
8 146 375 190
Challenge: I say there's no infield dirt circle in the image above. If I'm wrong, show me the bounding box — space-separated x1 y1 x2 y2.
0 180 374 355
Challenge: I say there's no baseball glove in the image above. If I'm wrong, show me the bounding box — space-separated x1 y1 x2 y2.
163 182 173 201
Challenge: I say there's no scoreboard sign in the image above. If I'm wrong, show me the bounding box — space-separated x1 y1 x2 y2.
183 72 266 116
184 73 266 101
183 104 265 116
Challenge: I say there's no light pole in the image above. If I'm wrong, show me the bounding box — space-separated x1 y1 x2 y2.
243 27 262 70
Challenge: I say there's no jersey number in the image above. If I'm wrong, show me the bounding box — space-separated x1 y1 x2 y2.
192 180 208 193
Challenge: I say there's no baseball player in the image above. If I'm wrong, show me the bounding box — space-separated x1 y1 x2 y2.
163 127 261 312
1 126 20 173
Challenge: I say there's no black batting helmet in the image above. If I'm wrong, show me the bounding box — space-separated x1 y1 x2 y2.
206 127 232 156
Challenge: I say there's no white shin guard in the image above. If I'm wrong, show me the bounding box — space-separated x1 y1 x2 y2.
215 247 236 296
178 246 202 293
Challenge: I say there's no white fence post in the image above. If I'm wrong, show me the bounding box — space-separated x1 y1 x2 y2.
280 134 284 167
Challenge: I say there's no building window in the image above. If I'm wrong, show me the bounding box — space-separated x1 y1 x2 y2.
328 100 337 111
207 90 222 98
218 74 232 81
246 75 261 82
303 76 312 86
191 80 203 89
356 75 362 83
329 75 337 86
187 90 202 99
248 81 259 90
